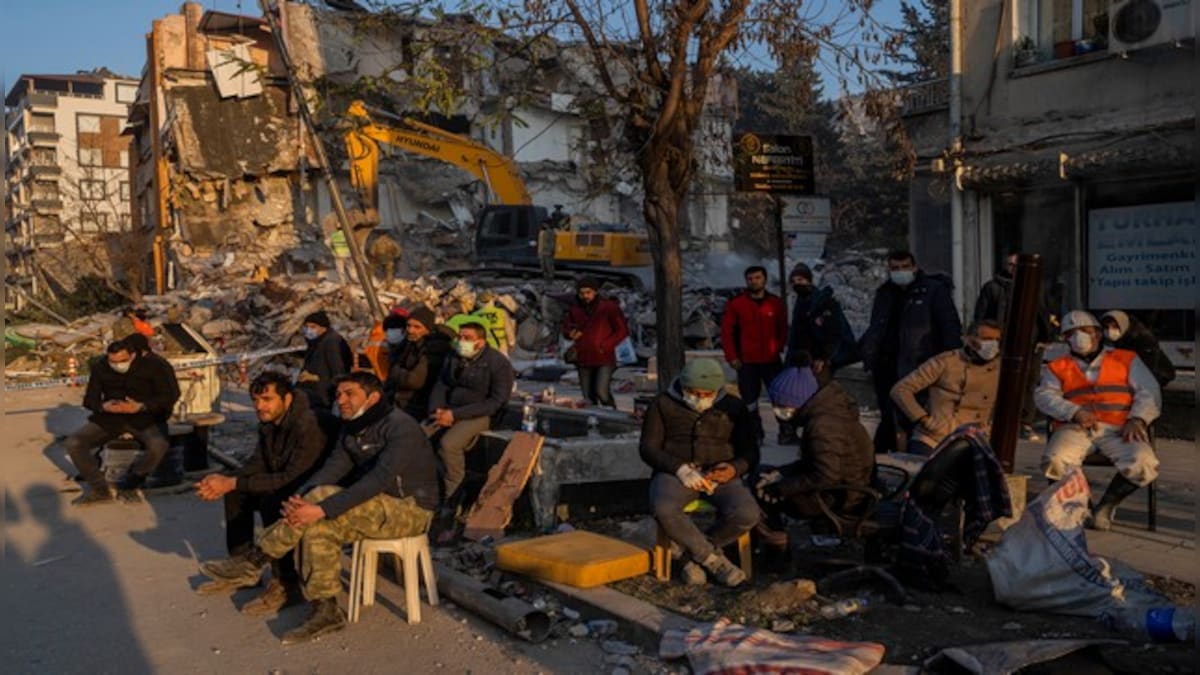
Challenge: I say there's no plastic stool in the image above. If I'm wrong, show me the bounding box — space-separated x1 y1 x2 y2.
652 499 752 582
348 534 438 624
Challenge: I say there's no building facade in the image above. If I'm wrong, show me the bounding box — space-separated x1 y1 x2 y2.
4 70 137 307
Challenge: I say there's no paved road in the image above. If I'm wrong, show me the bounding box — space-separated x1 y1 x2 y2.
1 386 609 675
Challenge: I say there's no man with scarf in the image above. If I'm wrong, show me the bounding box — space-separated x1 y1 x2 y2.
563 276 628 408
891 320 1003 455
1036 311 1161 531
199 371 439 644
640 358 758 587
297 310 353 411
384 306 452 419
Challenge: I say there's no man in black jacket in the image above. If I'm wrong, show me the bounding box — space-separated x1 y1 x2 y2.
428 321 515 502
640 358 758 587
297 310 353 411
66 338 181 505
1101 310 1176 388
194 373 328 615
858 251 963 453
199 371 439 644
386 306 452 419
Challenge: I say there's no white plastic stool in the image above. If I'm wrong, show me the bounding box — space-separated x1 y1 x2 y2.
347 534 438 624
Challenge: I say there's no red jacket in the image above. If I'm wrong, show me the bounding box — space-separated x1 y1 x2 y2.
563 297 628 367
721 291 787 365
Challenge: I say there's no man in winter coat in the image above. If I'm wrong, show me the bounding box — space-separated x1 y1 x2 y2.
562 277 628 407
429 322 515 501
891 320 1002 455
1036 311 1161 531
1101 310 1176 388
194 372 328 615
297 310 353 411
785 263 859 380
200 372 439 644
859 251 963 453
640 358 759 588
755 366 874 538
385 307 452 419
721 265 787 441
65 337 181 505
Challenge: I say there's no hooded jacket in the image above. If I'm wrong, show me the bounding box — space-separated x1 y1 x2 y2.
786 286 859 369
776 381 874 510
639 379 759 476
82 352 181 433
859 270 963 379
721 290 787 365
890 348 1001 448
1110 315 1176 388
235 390 328 495
562 296 629 367
386 332 452 418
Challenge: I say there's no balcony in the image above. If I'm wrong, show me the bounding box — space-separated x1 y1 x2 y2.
31 198 63 212
26 91 59 109
27 131 59 147
28 164 62 179
900 78 949 117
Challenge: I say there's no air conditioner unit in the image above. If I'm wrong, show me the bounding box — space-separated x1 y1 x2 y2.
1109 0 1195 53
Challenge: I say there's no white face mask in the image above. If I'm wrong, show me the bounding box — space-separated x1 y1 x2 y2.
456 339 481 359
1069 331 1094 355
109 360 132 374
975 340 1000 361
683 392 715 413
301 327 319 341
385 329 406 345
889 270 915 286
1104 327 1122 343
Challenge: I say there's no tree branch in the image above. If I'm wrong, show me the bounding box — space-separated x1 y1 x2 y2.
655 0 710 137
633 0 667 86
563 0 623 103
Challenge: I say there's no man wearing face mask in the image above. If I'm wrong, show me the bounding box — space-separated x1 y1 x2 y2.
1036 311 1161 531
859 250 963 454
785 263 859 382
428 322 515 503
199 371 439 644
385 306 452 419
1100 310 1175 389
296 310 353 412
65 337 181 505
640 358 759 587
890 320 1003 455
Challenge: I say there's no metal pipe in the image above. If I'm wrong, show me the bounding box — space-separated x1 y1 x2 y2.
949 0 965 316
433 563 552 643
992 253 1043 473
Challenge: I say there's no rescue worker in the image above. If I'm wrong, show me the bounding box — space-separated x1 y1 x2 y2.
1036 310 1161 531
199 372 439 644
720 265 787 442
471 291 516 355
328 229 353 283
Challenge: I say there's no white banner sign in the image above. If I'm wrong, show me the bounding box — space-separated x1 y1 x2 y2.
1087 201 1197 309
787 232 827 262
780 196 832 233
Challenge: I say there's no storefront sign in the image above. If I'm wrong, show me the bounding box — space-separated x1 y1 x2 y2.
780 196 832 233
1087 201 1197 309
733 133 814 194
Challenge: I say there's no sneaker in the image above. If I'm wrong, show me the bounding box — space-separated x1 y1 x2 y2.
201 550 269 587
680 561 707 586
700 552 747 587
280 598 346 645
241 579 290 617
72 484 117 507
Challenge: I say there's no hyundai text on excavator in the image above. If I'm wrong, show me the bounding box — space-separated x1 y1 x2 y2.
342 100 651 280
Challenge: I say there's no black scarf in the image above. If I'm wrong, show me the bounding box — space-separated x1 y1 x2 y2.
341 397 391 435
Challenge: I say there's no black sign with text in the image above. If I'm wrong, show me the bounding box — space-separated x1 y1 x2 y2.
732 133 814 195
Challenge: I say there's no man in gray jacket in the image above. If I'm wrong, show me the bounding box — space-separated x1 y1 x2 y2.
199 371 439 644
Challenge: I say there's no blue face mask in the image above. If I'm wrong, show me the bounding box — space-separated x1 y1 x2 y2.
302 327 319 341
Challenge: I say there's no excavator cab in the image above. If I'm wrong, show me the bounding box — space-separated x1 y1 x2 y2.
474 204 548 266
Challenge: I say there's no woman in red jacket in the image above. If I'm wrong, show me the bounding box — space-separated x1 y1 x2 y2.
563 277 629 407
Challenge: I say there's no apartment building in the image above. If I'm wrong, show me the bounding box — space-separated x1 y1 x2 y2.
4 69 137 306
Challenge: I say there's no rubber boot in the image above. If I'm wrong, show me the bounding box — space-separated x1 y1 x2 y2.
280 598 347 645
1089 473 1139 531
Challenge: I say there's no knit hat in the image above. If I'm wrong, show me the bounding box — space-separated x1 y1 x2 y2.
577 276 601 291
1101 310 1130 338
789 263 813 283
768 366 819 409
389 305 410 319
303 311 331 328
680 358 726 392
408 306 437 332
382 313 407 330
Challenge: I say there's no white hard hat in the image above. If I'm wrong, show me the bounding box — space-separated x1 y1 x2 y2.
1060 310 1100 335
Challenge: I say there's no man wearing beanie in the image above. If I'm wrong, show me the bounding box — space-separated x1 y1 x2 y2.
785 262 859 379
721 266 787 443
385 306 452 419
297 310 353 411
563 276 629 407
639 358 758 587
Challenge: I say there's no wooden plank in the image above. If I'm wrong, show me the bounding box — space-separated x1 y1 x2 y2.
462 431 544 542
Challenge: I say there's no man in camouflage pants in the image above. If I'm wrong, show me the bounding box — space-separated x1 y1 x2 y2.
200 372 440 644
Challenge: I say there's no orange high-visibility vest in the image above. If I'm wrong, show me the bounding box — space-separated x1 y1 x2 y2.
132 316 154 338
361 321 389 380
1047 348 1137 426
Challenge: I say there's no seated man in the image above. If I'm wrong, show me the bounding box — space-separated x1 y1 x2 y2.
193 372 328 616
428 321 514 503
199 372 439 644
386 307 452 420
65 337 181 505
639 358 758 587
890 320 1002 455
756 366 874 532
1036 310 1161 531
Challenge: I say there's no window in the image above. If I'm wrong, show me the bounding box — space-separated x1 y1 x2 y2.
79 213 108 233
79 147 102 166
119 150 130 168
116 83 138 103
80 179 105 201
120 181 131 201
32 182 60 200
29 113 55 133
1016 0 1108 62
77 114 101 133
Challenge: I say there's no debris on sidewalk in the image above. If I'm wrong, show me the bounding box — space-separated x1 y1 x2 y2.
660 617 886 675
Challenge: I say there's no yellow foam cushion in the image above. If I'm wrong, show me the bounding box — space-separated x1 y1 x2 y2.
496 530 651 588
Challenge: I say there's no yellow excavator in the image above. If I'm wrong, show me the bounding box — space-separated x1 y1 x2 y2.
342 100 650 270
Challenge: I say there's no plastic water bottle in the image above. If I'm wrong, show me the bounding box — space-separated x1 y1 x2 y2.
587 415 601 439
820 596 872 619
1105 606 1195 643
521 395 538 432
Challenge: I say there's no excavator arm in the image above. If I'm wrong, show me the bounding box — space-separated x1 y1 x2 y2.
343 99 532 211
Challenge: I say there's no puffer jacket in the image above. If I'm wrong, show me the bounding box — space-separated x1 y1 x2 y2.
639 379 759 476
890 349 1001 448
776 381 874 511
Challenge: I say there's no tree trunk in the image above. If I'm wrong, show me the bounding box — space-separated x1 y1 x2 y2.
641 152 689 390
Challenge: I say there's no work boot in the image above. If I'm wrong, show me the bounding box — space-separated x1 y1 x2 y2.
73 483 117 507
699 552 747 588
680 561 707 586
1089 473 1140 531
194 579 239 596
280 598 347 645
116 473 146 503
241 578 290 617
201 548 270 587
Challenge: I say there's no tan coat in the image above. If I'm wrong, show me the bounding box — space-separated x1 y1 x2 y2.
890 349 1001 448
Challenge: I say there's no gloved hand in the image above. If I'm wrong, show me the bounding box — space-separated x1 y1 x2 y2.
755 470 783 504
675 463 713 493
